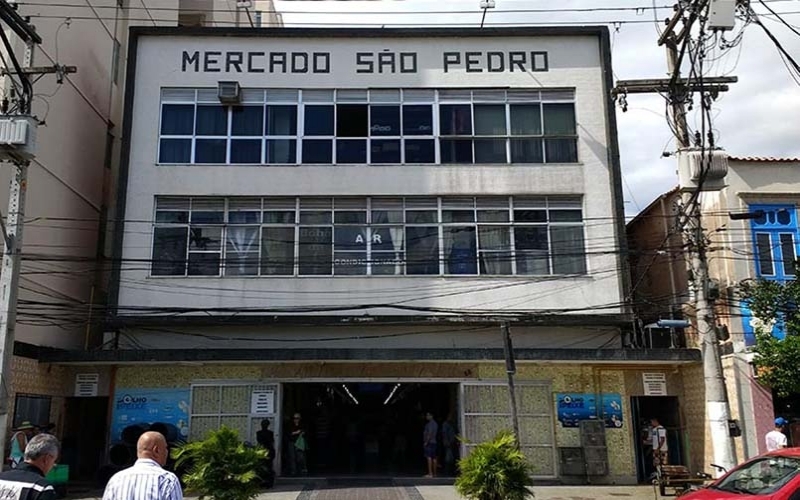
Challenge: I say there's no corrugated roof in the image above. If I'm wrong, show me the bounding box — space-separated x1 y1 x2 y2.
729 156 800 163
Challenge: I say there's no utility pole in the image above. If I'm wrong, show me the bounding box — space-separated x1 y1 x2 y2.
613 1 737 473
0 0 74 457
501 322 521 447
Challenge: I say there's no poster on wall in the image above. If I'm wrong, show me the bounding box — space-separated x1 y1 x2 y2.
110 388 190 443
555 393 623 429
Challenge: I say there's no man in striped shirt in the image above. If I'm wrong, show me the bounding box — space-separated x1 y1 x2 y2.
0 434 59 500
102 432 183 500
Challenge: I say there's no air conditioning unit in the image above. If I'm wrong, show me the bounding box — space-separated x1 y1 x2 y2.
677 147 729 191
0 116 37 161
217 81 241 105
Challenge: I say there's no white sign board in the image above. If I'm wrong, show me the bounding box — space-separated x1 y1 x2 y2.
251 390 275 415
643 373 667 396
74 373 99 397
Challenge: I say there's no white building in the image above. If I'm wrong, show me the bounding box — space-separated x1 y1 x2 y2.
42 26 704 483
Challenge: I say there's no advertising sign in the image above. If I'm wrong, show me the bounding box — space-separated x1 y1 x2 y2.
555 393 623 429
110 388 190 443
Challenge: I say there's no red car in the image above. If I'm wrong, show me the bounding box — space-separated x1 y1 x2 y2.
681 448 800 500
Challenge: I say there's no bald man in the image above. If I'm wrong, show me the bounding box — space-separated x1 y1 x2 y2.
102 432 183 500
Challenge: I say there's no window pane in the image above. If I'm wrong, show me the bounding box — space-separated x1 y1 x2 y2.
230 139 262 164
370 106 400 136
479 226 510 250
300 211 332 224
545 138 578 163
230 211 260 224
510 104 542 135
226 226 259 253
372 227 405 275
161 104 195 135
474 105 507 135
551 226 586 274
266 105 297 136
481 252 512 275
404 140 435 163
188 253 220 276
337 139 367 163
441 139 473 164
334 252 367 275
263 211 296 224
304 105 334 136
226 253 259 276
780 233 796 276
159 139 191 163
474 139 507 163
511 138 544 163
372 211 403 224
337 104 368 137
232 106 264 136
777 209 792 225
334 212 367 224
440 104 473 135
299 226 332 275
406 226 440 275
756 233 774 275
406 211 437 224
444 226 477 274
543 103 576 135
371 139 401 164
190 227 222 251
515 226 549 274
303 139 333 164
403 105 433 135
514 210 547 223
550 210 583 222
156 211 188 223
196 105 228 135
335 226 368 251
266 139 296 163
442 210 475 223
195 139 227 164
191 211 224 224
478 210 509 223
262 227 295 275
152 227 188 275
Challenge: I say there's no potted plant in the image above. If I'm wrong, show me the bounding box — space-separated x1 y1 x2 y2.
455 431 535 500
172 426 268 500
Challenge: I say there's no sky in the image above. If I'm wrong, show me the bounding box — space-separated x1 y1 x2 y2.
273 0 800 217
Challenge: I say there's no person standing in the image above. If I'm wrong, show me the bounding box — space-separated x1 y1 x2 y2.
766 417 789 452
441 414 457 476
650 418 668 467
8 422 36 469
0 434 60 500
255 419 275 487
288 413 308 476
423 411 438 478
102 431 183 500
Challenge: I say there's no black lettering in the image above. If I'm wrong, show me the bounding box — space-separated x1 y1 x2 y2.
465 51 482 73
532 51 548 71
182 51 200 72
313 52 330 73
226 51 243 73
291 52 308 73
487 51 504 72
204 51 221 72
400 52 417 73
356 52 373 73
509 51 526 72
443 52 461 73
269 52 286 73
378 51 396 74
248 52 265 73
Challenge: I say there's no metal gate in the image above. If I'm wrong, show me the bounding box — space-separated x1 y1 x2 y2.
460 381 557 478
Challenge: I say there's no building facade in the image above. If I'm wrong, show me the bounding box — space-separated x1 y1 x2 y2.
40 26 704 483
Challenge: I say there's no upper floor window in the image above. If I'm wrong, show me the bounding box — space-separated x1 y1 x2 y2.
151 195 587 277
750 204 798 281
158 88 578 166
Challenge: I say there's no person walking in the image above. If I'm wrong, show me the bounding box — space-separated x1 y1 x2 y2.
102 431 183 500
0 433 60 500
650 417 668 467
766 417 789 452
8 422 36 469
423 411 438 478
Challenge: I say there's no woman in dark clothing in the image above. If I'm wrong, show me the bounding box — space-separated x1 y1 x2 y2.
255 419 275 487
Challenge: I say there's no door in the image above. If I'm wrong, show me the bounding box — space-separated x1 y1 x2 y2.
631 396 683 482
62 397 109 480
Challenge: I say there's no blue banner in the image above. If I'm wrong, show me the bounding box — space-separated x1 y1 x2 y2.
555 393 623 429
110 388 191 443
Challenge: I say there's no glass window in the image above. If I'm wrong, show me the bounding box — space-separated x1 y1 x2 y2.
371 140 401 164
478 226 512 275
370 106 400 136
196 105 228 135
266 139 296 164
780 233 796 276
195 139 227 164
262 227 295 275
266 105 297 136
230 139 262 164
406 226 440 275
337 104 368 137
372 226 405 275
161 104 194 135
404 140 435 163
334 226 368 275
231 106 263 136
475 139 507 163
756 233 775 276
159 139 191 163
440 105 472 135
225 226 260 276
337 139 367 163
304 105 334 136
515 226 549 274
714 457 800 496
510 105 542 135
545 138 578 163
441 139 473 164
299 226 332 275
543 103 576 135
403 105 433 136
263 211 295 224
551 226 586 274
152 227 188 275
303 139 333 164
188 253 221 276
474 105 507 135
510 139 544 164
13 395 51 431
444 226 477 274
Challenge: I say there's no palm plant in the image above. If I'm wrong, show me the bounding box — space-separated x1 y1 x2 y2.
172 426 268 500
455 431 535 500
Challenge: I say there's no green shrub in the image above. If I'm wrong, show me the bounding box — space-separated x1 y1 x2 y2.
172 426 268 500
455 431 535 500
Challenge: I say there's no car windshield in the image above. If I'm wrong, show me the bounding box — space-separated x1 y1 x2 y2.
715 456 800 495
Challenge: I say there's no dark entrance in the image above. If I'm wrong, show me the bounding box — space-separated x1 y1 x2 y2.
282 382 459 477
631 396 683 482
61 397 109 480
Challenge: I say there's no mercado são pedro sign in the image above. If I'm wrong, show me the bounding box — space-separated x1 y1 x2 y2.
180 49 550 75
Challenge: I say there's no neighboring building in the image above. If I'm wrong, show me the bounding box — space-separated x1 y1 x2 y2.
37 25 705 484
627 157 800 469
1 0 279 481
